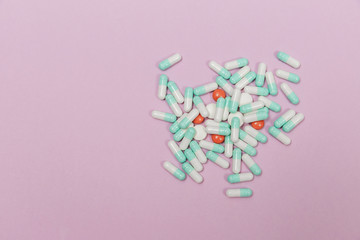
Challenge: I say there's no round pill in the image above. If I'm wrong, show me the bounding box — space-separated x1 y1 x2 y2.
212 134 225 144
206 103 216 119
212 89 226 101
251 120 264 130
239 92 253 106
193 114 205 124
194 125 207 141
227 112 244 126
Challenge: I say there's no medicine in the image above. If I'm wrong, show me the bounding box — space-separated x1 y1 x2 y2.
205 126 231 135
206 103 216 119
277 51 300 69
190 140 207 163
239 129 258 147
244 126 267 143
163 161 186 181
184 149 203 172
193 96 209 118
193 125 207 141
182 162 203 183
208 61 231 79
239 92 253 106
224 58 248 70
239 101 265 114
166 94 183 117
232 148 241 173
205 119 230 128
266 71 278 96
228 173 254 183
216 76 234 96
168 140 186 163
180 127 196 150
231 117 240 143
268 126 291 145
280 83 299 105
229 66 250 84
274 109 296 128
229 88 241 113
214 97 225 122
244 86 269 96
276 69 300 83
283 113 304 132
233 139 257 156
158 74 168 100
169 113 187 133
243 111 268 123
242 154 262 175
194 82 218 96
227 112 244 126
224 136 233 158
226 188 253 198
258 96 281 112
235 71 257 89
244 107 269 117
184 87 193 112
167 81 184 103
179 108 199 129
151 111 177 123
174 125 193 142
159 53 182 70
222 96 231 121
199 140 224 153
255 63 266 87
206 151 230 168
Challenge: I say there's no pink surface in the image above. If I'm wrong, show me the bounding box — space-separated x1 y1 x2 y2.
0 0 360 239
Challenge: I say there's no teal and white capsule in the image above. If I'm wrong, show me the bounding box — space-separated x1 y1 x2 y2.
232 148 242 173
179 108 199 129
276 69 300 83
169 113 187 133
233 139 257 156
205 119 230 128
194 82 218 96
193 96 209 118
244 126 268 143
167 81 184 104
242 154 262 176
277 51 300 69
226 188 253 198
283 113 304 132
199 140 224 153
235 71 257 89
224 136 233 158
239 101 265 114
166 94 182 117
222 96 231 121
205 126 230 136
173 124 193 142
224 58 249 70
231 117 240 143
190 140 207 163
244 107 269 117
244 86 269 96
274 109 296 128
206 151 230 169
268 126 291 145
163 161 186 181
243 110 268 123
258 96 281 112
216 76 234 96
158 74 168 100
228 172 254 183
184 87 193 112
159 53 182 71
180 127 196 150
266 71 278 95
184 149 203 172
280 83 299 105
229 88 240 113
168 140 186 163
239 129 258 147
214 97 226 122
208 61 231 79
182 162 203 183
151 110 177 123
255 63 266 87
229 66 250 84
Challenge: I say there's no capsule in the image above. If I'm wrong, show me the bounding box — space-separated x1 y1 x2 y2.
205 126 230 136
214 97 225 122
208 61 231 79
255 63 266 87
233 139 257 156
169 113 187 133
190 140 207 163
158 74 168 100
205 119 230 128
268 126 291 145
206 151 230 168
166 94 182 117
232 148 242 173
231 117 240 143
266 71 278 96
184 149 203 172
193 125 207 141
224 136 233 158
180 127 196 150
228 173 254 183
244 126 267 143
242 154 262 175
244 86 269 96
258 96 281 112
239 92 253 106
216 76 234 96
167 81 184 104
174 125 194 142
182 162 203 183
224 58 248 70
206 103 216 119
280 83 299 104
151 111 177 123
226 188 253 198
243 107 269 117
276 69 300 83
163 161 186 181
239 129 258 147
235 71 257 89
227 112 244 126
184 87 193 112
179 108 199 129
274 110 296 128
229 88 240 113
277 51 300 69
243 111 268 123
168 140 186 163
229 66 250 84
199 140 224 153
222 96 231 121
239 101 265 114
193 96 209 118
194 82 218 96
283 113 304 132
159 53 182 70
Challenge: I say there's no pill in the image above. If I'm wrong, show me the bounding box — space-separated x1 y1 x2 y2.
243 110 269 123
239 92 253 106
227 112 244 126
244 126 267 143
276 69 300 83
173 124 194 142
193 96 209 118
229 66 251 84
158 74 168 100
206 151 230 168
182 162 203 183
242 154 262 175
163 161 186 181
190 140 207 163
216 76 234 96
208 61 231 79
194 82 218 96
274 109 296 128
214 97 225 122
212 88 226 101
222 96 231 121
184 149 203 172
192 114 204 124
206 103 216 119
277 51 300 69
244 86 269 96
268 126 291 145
243 107 269 117
251 120 264 130
193 125 207 141
151 110 177 123
228 172 254 183
180 127 196 150
283 113 304 132
226 188 253 198
168 81 184 103
224 136 233 158
168 140 186 163
212 134 225 144
266 71 278 96
233 139 257 156
206 126 231 136
224 58 249 70
179 108 199 129
169 113 187 133
159 53 182 71
235 71 257 90
166 94 183 117
231 117 240 143
229 88 241 113
184 87 193 112
280 83 299 105
232 148 242 173
255 63 266 87
239 101 265 114
199 140 224 153
205 119 230 128
239 129 258 147
258 96 281 112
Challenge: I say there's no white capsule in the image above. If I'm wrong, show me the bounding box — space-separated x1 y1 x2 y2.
227 112 244 126
242 154 262 175
208 61 231 79
266 71 278 96
268 126 291 145
275 69 300 83
158 74 168 100
280 82 299 104
214 97 225 122
283 113 304 132
163 161 186 180
182 162 203 183
159 53 182 71
243 111 268 123
166 95 183 117
244 126 268 143
222 97 231 121
206 103 216 119
193 125 207 141
205 126 230 135
224 58 248 70
229 88 241 113
226 188 253 198
255 63 267 87
167 81 184 104
151 111 177 123
224 136 233 158
229 66 251 84
239 129 258 147
277 51 301 69
184 87 193 112
193 96 209 118
239 92 253 106
194 82 218 96
204 119 230 128
231 117 240 143
190 141 207 164
274 109 296 128
232 148 242 173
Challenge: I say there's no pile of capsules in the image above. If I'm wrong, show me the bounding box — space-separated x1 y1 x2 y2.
152 52 304 198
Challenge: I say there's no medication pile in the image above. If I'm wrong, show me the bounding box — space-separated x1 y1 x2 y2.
152 52 304 198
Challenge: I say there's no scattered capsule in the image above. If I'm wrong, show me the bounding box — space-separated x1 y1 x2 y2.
184 87 193 112
227 112 244 126
206 151 230 168
283 113 304 132
182 162 203 183
206 103 216 119
167 81 184 103
239 92 253 106
169 113 187 133
199 140 224 153
168 140 186 163
159 53 182 70
277 51 300 69
222 96 231 121
179 108 199 129
242 154 262 175
244 107 269 117
208 61 231 79
189 140 207 163
205 119 230 128
244 126 267 143
276 69 300 83
193 96 209 118
206 126 231 136
274 110 296 128
226 188 253 198
229 66 250 84
244 86 269 96
184 149 203 172
268 126 291 145
232 148 242 173
173 126 192 142
180 127 196 150
258 96 281 112
280 83 299 105
194 82 218 96
228 173 254 183
233 139 257 156
151 111 177 123
163 161 186 181
224 58 249 70
231 117 240 143
255 63 266 87
239 129 258 147
224 136 234 158
235 71 257 89
158 74 168 100
214 97 225 122
266 71 278 96
166 94 182 117
229 88 241 113
216 76 234 96
240 101 265 114
243 111 268 123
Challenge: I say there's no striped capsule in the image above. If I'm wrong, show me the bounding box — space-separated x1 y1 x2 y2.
184 149 203 172
266 71 278 96
208 61 231 79
163 161 186 181
184 87 193 112
224 136 234 158
255 63 267 87
168 140 186 163
231 117 240 143
243 111 268 123
205 119 230 128
206 151 230 169
274 110 296 128
244 86 269 96
235 71 257 89
239 129 258 147
239 101 265 114
224 58 249 70
166 94 182 117
276 69 300 83
244 107 269 117
167 81 184 103
205 126 231 136
194 82 218 96
280 83 299 105
151 110 177 123
228 172 254 183
229 66 251 84
232 148 242 173
159 53 182 70
180 127 196 150
179 109 199 129
190 140 207 163
222 96 231 121
182 162 203 183
173 124 193 142
277 51 300 69
193 96 209 118
226 188 253 198
199 140 224 153
258 96 281 112
158 74 168 100
216 76 234 96
283 113 304 132
244 126 267 143
233 139 257 156
169 113 187 133
242 154 262 176
229 88 241 113
269 126 291 145
214 97 225 122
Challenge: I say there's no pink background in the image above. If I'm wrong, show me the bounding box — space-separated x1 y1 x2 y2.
0 0 360 239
